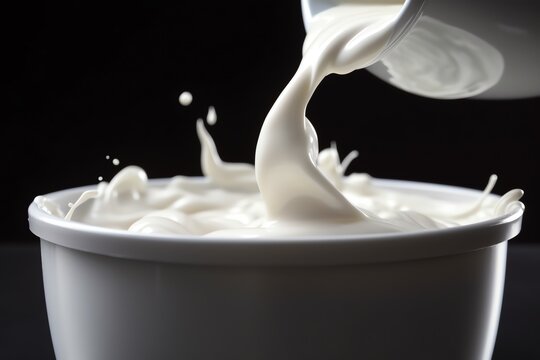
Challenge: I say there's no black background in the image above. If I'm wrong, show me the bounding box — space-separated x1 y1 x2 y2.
3 1 540 359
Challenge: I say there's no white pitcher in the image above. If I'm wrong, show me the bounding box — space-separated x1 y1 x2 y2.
301 0 540 99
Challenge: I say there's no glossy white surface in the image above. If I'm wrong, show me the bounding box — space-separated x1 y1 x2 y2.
39 238 508 360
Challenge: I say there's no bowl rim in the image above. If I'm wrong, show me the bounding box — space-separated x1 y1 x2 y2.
28 177 524 266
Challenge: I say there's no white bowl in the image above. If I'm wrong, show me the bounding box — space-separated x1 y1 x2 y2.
28 178 524 360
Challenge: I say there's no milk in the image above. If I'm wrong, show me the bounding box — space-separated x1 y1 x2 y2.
35 3 523 237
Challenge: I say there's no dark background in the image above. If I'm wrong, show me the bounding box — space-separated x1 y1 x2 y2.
3 1 539 359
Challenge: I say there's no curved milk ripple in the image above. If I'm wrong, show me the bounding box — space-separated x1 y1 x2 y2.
35 4 524 238
382 16 504 99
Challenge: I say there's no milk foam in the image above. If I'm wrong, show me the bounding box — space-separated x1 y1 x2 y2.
35 4 524 237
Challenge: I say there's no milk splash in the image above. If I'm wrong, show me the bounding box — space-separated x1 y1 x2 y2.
37 113 523 237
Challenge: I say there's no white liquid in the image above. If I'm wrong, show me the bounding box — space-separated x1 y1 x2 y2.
206 106 217 125
381 16 504 99
179 91 193 106
35 4 524 237
256 5 401 228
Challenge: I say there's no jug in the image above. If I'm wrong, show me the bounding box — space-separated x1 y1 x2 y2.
301 0 540 99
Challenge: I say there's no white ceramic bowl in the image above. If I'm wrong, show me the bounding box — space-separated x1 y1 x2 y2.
28 179 524 360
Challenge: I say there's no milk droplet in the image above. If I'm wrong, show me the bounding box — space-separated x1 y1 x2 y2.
179 91 193 106
98 176 103 181
105 155 110 160
206 106 217 125
112 158 120 166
